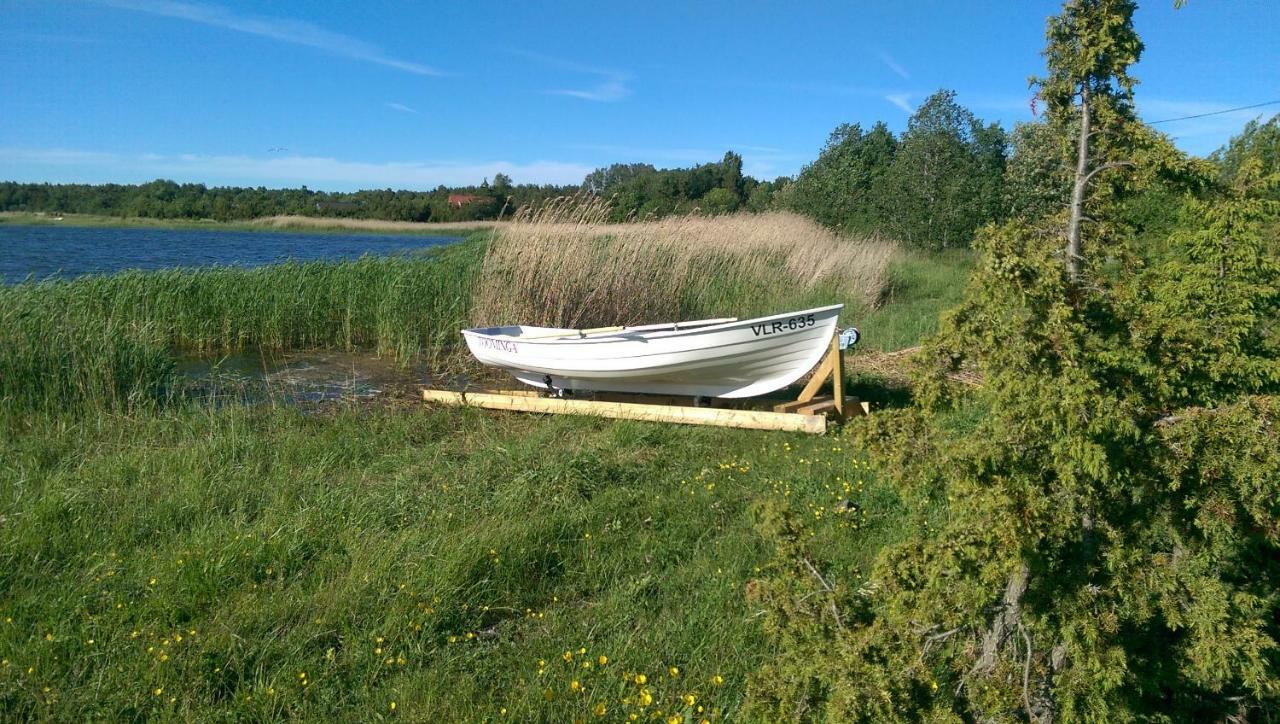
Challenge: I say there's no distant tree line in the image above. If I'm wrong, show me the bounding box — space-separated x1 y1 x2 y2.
0 174 576 223
4 100 1275 251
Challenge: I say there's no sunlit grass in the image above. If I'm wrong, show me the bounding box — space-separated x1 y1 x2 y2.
0 405 902 720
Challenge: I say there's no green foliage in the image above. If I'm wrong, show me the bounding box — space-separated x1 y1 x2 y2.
1211 114 1280 199
786 122 898 233
879 91 1009 250
746 204 1280 720
787 92 1008 251
0 179 576 223
1004 121 1072 221
1035 0 1142 150
698 187 740 215
582 152 753 221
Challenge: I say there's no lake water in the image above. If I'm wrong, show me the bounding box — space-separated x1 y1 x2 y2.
0 224 462 283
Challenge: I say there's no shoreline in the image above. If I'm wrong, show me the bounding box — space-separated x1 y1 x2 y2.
0 211 500 237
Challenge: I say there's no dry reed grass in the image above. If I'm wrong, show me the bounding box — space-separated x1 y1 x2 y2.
471 195 897 328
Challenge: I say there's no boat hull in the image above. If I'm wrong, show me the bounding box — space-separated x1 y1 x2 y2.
461 304 842 398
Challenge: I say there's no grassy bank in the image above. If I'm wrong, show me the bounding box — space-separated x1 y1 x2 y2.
0 238 483 411
0 404 901 720
0 210 977 719
1 212 962 413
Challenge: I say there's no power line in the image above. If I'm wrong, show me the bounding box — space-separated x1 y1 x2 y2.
1148 99 1280 125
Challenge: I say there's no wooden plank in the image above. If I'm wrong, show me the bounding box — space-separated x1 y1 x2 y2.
796 343 836 404
421 389 826 434
796 398 837 416
831 334 846 418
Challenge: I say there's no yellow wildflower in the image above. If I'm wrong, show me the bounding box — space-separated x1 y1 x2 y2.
667 716 681 724
683 694 696 707
563 650 573 662
570 680 581 692
712 674 724 686
669 666 680 678
598 655 608 666
635 673 647 685
390 701 396 711
594 702 608 716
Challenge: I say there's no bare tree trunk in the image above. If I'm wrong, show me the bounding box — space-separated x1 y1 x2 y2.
1066 86 1091 280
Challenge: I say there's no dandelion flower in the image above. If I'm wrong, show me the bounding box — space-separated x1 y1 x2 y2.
390 701 396 711
683 694 696 706
563 650 573 662
153 687 163 696
594 702 608 716
712 674 724 686
570 680 581 692
667 716 681 724
598 655 608 666
669 666 680 678
635 674 647 685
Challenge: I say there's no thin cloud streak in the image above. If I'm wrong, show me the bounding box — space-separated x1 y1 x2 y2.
98 0 443 76
511 49 632 102
385 102 419 114
0 147 593 189
878 52 910 80
885 93 914 113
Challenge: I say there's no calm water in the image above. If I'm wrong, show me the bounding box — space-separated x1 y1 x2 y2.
0 224 461 283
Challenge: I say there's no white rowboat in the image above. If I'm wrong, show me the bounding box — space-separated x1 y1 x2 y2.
461 304 843 398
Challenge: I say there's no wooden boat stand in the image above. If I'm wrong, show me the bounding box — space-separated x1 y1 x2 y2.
421 331 868 434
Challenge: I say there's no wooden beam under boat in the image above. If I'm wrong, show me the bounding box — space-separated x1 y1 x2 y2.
420 389 828 434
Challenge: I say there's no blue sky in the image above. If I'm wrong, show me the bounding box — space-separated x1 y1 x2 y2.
2 0 1276 191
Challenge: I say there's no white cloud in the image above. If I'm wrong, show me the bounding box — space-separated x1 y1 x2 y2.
385 102 419 114
548 79 630 103
511 49 632 102
0 147 593 189
885 93 914 113
98 0 443 76
878 52 910 80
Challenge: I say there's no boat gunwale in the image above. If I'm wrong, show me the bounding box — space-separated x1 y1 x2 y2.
461 303 843 346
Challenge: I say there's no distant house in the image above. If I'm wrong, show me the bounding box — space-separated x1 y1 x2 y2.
447 194 485 209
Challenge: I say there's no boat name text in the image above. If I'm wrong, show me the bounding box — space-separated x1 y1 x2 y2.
478 337 519 353
751 313 817 337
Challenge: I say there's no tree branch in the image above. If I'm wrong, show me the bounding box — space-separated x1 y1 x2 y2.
1082 160 1134 187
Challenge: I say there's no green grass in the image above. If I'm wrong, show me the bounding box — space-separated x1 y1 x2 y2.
857 249 974 352
0 226 977 719
0 404 902 720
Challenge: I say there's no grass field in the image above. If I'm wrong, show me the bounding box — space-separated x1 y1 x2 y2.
0 404 906 720
0 212 973 719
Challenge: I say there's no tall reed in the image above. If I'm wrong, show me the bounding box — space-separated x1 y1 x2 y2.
472 199 897 329
0 242 481 411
